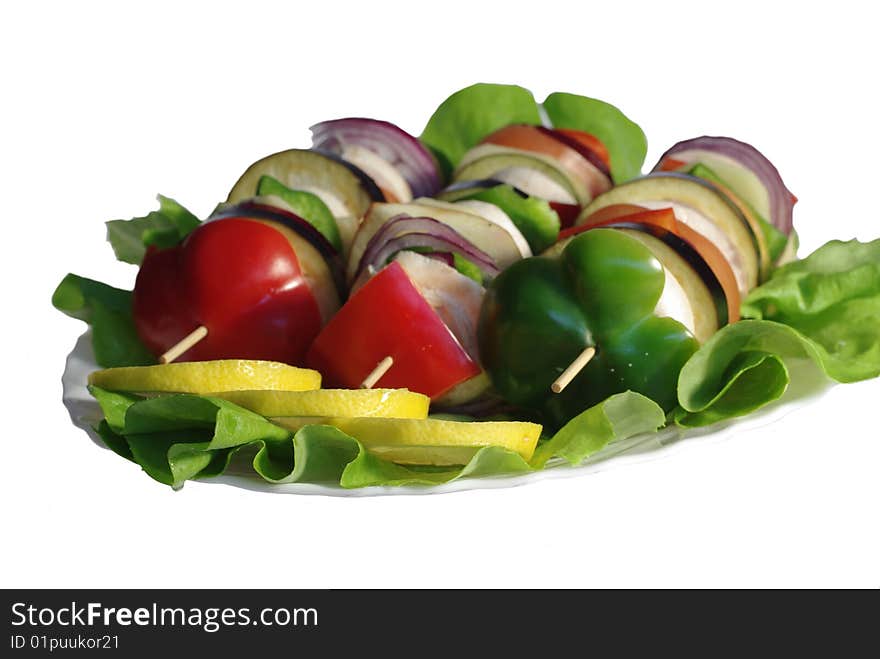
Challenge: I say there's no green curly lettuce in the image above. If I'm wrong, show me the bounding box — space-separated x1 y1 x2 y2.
105 194 199 265
53 194 199 367
675 239 880 426
88 388 663 489
542 92 647 183
52 275 153 368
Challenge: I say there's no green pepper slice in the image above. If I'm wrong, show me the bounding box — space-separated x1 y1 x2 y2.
479 228 699 426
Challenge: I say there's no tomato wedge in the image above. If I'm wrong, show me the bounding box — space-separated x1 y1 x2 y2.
549 201 582 230
481 124 612 198
305 261 480 399
551 128 612 171
560 203 655 237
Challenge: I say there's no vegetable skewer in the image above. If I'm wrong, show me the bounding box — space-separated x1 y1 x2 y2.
52 82 880 491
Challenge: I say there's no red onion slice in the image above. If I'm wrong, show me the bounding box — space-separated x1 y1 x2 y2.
654 136 795 234
311 118 442 199
355 215 499 281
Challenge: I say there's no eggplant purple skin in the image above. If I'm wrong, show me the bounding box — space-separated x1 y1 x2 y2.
311 148 386 203
654 136 795 234
639 171 765 264
440 178 530 200
355 214 499 282
311 118 443 198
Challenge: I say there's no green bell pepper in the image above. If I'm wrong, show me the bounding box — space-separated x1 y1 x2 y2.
479 228 700 427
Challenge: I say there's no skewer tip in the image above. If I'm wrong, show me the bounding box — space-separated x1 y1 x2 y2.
360 356 394 389
159 325 209 364
551 346 596 394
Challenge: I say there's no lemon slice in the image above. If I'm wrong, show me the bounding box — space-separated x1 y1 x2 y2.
89 360 321 394
271 417 542 465
209 389 429 419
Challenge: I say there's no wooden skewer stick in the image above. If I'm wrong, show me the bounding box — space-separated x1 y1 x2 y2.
360 356 394 389
551 346 596 394
159 326 209 364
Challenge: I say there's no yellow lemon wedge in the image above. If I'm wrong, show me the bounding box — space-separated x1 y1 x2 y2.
271 417 542 465
88 360 321 395
209 389 429 419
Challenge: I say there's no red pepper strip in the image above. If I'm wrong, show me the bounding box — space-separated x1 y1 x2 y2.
658 157 688 172
306 261 480 399
482 124 611 197
561 203 657 238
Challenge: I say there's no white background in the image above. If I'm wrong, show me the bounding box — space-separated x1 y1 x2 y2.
2 0 878 588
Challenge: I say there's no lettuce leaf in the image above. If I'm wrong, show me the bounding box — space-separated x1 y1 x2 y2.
420 84 647 183
105 195 199 265
542 92 648 183
531 391 664 468
339 445 532 488
52 274 154 368
420 83 541 176
54 196 197 366
675 239 880 426
742 239 880 330
87 387 664 489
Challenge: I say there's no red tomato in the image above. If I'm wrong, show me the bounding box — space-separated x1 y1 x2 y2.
306 261 480 399
552 128 612 170
561 203 653 239
133 218 324 364
549 201 582 230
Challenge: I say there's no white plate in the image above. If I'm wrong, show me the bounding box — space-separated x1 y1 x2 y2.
63 331 833 496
